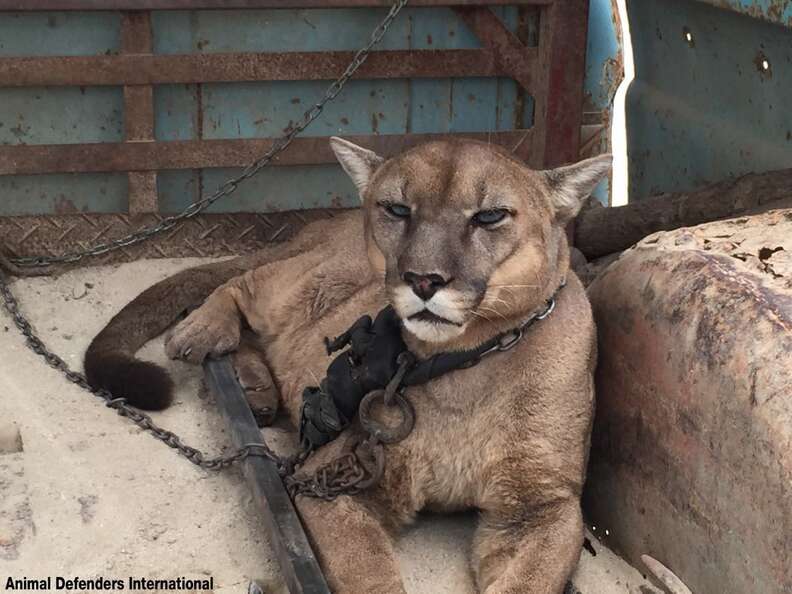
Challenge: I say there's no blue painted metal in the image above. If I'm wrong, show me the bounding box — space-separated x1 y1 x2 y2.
150 6 528 213
583 0 621 205
626 0 792 199
0 11 124 214
697 0 792 27
0 7 539 215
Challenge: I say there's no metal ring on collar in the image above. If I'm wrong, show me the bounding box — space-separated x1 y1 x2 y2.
358 389 415 444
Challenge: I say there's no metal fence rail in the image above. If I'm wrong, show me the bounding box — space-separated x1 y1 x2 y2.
0 0 588 262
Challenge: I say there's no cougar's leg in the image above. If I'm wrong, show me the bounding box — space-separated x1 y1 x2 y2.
296 494 405 594
473 497 584 594
293 436 415 594
231 332 279 427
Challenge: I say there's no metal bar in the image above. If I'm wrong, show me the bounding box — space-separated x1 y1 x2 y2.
0 0 552 10
0 48 532 88
453 6 535 91
536 0 588 167
121 11 159 214
204 357 330 594
0 130 532 175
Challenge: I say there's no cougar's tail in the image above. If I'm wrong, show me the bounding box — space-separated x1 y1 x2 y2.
84 255 257 410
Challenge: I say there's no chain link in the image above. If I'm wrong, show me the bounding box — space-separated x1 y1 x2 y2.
1 0 559 503
0 1 408 498
1 265 380 492
8 0 409 269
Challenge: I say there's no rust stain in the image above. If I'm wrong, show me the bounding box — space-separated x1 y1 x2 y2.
54 196 78 215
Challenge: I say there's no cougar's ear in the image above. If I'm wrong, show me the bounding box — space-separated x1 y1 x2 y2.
542 154 612 222
330 136 385 197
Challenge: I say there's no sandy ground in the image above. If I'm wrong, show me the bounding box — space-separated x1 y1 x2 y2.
0 258 662 594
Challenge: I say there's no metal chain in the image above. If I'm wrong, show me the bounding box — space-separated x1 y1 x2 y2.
8 0 409 269
0 0 561 498
0 1 409 496
0 268 273 470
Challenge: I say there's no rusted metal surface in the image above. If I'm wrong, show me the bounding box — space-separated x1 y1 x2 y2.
0 3 588 226
0 0 552 10
625 0 792 200
0 49 525 87
697 0 792 27
121 11 158 214
453 2 588 168
127 172 159 213
0 209 339 265
585 210 792 594
0 130 531 175
454 6 536 90
537 0 588 167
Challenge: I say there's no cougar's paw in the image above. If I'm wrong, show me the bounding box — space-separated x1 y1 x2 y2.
234 359 280 427
164 308 240 364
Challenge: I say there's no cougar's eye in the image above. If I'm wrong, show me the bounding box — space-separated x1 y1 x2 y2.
472 208 509 227
380 201 412 220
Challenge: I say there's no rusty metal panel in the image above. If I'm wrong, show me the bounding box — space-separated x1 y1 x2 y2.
0 0 551 10
0 3 588 230
0 209 339 263
121 10 158 214
0 49 528 87
581 0 622 204
625 0 792 199
0 131 531 175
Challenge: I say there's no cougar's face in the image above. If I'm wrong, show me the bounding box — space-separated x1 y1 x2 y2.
331 138 611 345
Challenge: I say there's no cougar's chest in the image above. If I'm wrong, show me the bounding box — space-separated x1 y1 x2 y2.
400 364 515 510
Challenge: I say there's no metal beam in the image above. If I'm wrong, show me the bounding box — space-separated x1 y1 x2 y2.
0 0 552 10
204 357 331 594
453 6 536 92
0 48 532 87
0 130 532 175
121 11 159 214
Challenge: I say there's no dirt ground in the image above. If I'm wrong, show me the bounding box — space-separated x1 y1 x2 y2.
0 258 662 594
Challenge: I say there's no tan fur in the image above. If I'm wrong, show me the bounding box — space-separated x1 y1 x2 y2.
96 139 610 593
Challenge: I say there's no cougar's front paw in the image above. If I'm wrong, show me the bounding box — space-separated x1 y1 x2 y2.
165 308 240 364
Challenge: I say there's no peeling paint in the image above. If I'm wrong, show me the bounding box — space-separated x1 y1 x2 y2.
696 0 792 28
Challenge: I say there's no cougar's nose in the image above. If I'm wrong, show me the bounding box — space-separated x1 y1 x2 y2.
402 271 449 301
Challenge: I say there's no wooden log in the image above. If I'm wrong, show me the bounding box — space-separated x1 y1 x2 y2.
574 168 792 259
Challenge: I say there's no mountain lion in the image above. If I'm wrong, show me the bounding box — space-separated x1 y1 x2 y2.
85 138 611 593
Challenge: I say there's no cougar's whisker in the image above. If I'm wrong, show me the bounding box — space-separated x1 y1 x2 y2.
477 305 508 322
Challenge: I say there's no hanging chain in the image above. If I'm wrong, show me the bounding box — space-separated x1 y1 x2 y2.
0 0 559 501
8 0 409 269
0 1 409 498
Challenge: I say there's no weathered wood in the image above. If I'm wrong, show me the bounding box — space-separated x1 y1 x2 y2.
574 168 792 259
204 357 331 594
